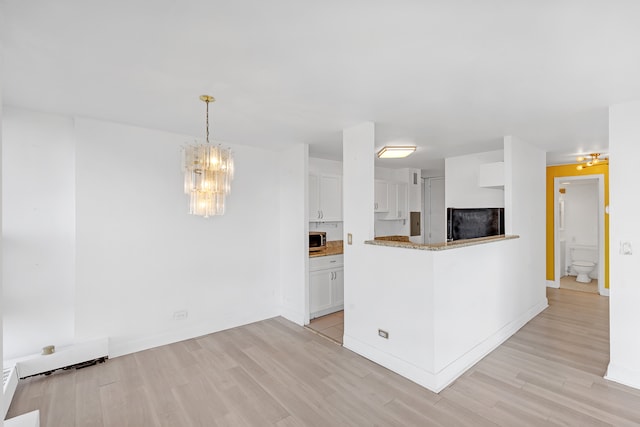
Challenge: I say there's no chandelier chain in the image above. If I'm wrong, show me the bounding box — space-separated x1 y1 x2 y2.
205 99 210 144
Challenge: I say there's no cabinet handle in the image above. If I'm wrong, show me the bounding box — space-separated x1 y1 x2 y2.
375 202 378 210
317 210 321 219
320 210 324 219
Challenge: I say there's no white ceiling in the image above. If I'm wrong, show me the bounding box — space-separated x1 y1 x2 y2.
3 1 640 170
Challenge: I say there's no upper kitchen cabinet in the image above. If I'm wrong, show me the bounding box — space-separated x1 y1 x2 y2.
309 174 342 222
478 161 505 188
374 180 389 212
383 182 408 220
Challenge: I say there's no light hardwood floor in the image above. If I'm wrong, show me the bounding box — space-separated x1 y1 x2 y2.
8 288 640 426
307 311 344 344
560 275 599 294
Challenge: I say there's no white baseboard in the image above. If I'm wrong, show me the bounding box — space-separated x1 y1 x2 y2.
279 306 305 326
344 299 548 394
109 308 279 357
430 299 548 392
605 363 640 391
599 287 610 296
343 334 438 391
546 280 559 288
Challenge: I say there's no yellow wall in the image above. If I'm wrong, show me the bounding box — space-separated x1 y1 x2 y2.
546 164 609 288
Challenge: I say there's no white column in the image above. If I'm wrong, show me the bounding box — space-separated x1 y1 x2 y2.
278 143 309 325
607 100 640 390
342 122 375 341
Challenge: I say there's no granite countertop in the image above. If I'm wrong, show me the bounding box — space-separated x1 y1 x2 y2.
309 240 344 257
373 235 411 242
366 234 519 251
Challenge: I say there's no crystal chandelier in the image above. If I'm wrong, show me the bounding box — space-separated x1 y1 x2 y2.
182 95 234 217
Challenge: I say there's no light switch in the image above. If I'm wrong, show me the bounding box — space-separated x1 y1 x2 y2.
347 233 353 245
621 241 633 255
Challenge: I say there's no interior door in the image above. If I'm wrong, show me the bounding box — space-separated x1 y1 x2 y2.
425 177 446 244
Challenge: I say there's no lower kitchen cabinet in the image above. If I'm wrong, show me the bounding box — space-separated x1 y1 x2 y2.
309 254 344 319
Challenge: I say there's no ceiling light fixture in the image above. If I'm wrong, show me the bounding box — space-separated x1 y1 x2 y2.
576 153 607 171
182 95 234 217
377 146 416 159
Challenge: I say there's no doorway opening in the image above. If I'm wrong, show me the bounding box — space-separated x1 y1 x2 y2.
553 174 607 295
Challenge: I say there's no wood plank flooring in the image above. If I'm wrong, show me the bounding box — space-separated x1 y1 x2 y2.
8 288 640 426
307 311 344 344
560 275 599 294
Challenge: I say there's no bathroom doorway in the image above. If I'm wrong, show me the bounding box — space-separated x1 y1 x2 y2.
553 174 607 295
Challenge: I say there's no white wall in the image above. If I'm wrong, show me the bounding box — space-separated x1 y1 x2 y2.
309 157 342 176
2 108 76 359
504 136 547 308
3 111 286 359
503 135 547 311
561 182 598 246
279 144 308 325
0 51 4 427
607 100 640 390
74 117 281 356
445 150 504 208
342 122 375 349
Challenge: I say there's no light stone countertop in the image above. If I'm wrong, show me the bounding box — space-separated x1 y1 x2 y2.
365 234 519 251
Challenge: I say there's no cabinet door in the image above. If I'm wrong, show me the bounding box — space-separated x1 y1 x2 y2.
310 270 332 316
332 268 344 308
309 174 320 221
386 183 398 218
319 175 342 221
374 180 389 212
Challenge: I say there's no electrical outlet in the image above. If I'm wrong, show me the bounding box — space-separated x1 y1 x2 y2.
621 241 633 255
173 310 188 320
378 329 389 339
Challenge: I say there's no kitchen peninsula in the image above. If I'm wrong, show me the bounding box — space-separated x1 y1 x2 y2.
368 234 519 250
343 233 548 393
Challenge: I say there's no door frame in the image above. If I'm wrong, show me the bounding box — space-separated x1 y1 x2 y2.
553 174 607 295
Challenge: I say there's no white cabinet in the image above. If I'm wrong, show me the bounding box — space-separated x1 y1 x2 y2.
379 182 408 220
374 180 389 212
478 162 504 188
309 174 342 222
309 254 344 319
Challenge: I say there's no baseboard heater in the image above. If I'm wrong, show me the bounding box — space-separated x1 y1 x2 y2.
13 338 109 379
3 365 19 419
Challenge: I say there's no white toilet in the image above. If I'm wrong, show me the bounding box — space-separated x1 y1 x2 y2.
572 260 595 283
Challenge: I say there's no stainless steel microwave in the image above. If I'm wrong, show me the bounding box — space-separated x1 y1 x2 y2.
309 231 327 252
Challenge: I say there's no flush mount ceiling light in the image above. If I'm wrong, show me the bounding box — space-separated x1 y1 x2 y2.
182 95 234 218
377 146 416 159
576 153 607 171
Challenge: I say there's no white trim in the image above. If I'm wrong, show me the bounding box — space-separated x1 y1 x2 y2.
546 280 559 288
553 174 607 295
605 363 640 390
109 310 277 357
